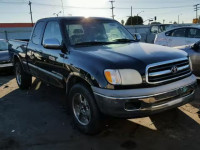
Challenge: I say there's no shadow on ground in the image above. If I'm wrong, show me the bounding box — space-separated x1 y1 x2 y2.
0 74 14 86
0 78 200 150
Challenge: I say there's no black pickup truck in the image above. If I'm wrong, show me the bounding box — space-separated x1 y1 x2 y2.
9 17 197 134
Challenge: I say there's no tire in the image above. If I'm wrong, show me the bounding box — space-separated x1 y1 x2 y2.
15 62 32 89
69 83 103 134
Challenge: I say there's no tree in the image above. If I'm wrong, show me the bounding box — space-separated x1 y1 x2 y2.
151 22 161 25
125 16 143 25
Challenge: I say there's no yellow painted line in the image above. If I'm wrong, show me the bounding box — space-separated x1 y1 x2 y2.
0 78 18 99
179 104 200 124
128 117 157 130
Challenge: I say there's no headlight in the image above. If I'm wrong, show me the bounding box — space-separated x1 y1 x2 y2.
104 69 142 85
189 57 193 71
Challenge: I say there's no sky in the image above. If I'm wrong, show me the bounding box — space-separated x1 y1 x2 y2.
0 0 199 24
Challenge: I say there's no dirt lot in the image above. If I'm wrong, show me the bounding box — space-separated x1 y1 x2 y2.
0 74 200 150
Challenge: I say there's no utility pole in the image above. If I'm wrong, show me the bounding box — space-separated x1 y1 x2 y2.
194 4 200 20
60 0 64 16
110 0 115 19
131 6 133 25
178 15 179 24
136 11 144 25
28 1 33 27
178 14 182 24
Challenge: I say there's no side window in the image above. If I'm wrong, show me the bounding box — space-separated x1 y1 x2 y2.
43 21 62 44
171 28 186 37
32 22 45 45
188 28 200 38
0 40 8 51
165 30 172 36
151 26 159 33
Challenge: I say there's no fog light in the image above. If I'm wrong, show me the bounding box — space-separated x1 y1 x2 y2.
125 102 141 110
140 97 156 103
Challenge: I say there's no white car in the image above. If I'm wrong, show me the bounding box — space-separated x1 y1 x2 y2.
154 26 200 47
174 40 200 78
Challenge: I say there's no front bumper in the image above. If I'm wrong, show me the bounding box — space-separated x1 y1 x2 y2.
0 63 13 71
92 75 197 118
0 63 13 68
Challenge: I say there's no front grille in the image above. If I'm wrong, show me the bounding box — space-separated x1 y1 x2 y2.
146 58 191 84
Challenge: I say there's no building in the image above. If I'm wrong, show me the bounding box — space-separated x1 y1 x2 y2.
0 23 33 40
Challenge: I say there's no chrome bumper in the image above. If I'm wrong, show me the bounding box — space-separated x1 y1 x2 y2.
92 75 197 118
0 63 13 68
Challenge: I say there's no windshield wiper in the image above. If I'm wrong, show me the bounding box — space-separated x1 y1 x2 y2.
113 38 134 43
75 41 112 46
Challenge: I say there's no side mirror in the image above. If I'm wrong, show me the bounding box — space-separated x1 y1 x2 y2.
133 33 141 42
192 43 199 51
43 38 62 49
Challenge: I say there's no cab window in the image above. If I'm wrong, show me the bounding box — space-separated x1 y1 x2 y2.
43 21 62 44
0 40 8 51
31 22 45 45
188 28 200 38
170 28 186 37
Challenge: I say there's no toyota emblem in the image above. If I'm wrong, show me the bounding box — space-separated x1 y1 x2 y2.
171 66 178 74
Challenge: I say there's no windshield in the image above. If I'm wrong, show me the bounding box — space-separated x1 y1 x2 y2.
159 25 171 33
65 19 134 45
0 40 8 51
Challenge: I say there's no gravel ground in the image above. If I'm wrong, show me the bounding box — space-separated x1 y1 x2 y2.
0 74 200 150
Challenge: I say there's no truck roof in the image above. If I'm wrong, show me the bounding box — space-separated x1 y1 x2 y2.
37 16 114 22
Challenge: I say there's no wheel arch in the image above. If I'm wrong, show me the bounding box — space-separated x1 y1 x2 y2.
65 73 98 96
13 54 21 65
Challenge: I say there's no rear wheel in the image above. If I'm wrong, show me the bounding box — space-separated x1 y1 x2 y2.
69 83 103 134
15 62 32 89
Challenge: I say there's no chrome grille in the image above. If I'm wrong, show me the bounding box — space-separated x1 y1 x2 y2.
146 58 191 84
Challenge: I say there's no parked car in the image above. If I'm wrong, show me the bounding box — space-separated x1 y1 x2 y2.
174 40 200 78
0 39 13 72
154 26 200 47
9 17 197 134
125 24 171 43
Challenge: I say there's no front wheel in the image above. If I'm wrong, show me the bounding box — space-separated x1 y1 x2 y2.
69 83 103 134
15 62 32 89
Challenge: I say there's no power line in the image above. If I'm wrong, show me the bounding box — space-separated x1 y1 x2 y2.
32 2 109 9
0 1 25 4
115 5 193 10
0 1 193 10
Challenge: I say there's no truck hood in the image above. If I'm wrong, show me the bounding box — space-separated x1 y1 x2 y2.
74 42 188 66
0 50 10 62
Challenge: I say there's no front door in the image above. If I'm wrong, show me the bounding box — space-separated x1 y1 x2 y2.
167 28 187 47
27 21 46 78
40 21 65 88
185 28 200 45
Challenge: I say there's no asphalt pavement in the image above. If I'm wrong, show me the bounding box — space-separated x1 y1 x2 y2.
0 75 200 150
